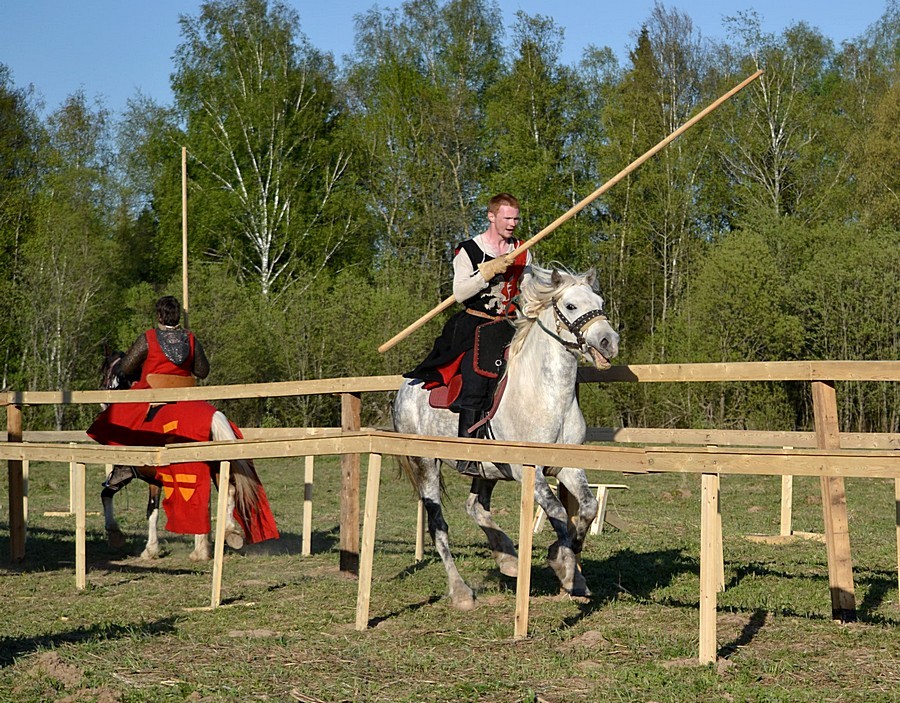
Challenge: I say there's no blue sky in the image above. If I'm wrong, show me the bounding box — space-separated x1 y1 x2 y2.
1 0 890 117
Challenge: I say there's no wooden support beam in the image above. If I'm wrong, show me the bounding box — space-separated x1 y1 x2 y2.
699 473 720 664
415 498 425 562
812 380 856 622
896 479 900 598
210 460 232 608
340 392 361 574
7 403 24 562
356 453 382 630
780 474 793 537
302 455 314 556
514 465 536 640
73 462 86 590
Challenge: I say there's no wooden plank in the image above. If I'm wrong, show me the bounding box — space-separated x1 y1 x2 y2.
340 393 361 574
23 426 899 450
578 360 900 384
415 498 425 562
302 456 314 557
699 473 719 664
780 475 793 537
356 453 382 631
812 380 856 621
73 462 86 590
586 427 900 449
896 479 900 598
210 460 232 608
7 403 24 562
3 360 898 408
514 465 536 640
4 375 406 406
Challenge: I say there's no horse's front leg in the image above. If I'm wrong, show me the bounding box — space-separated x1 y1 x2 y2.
464 478 519 578
554 467 600 556
101 485 126 550
421 459 474 610
141 485 162 559
531 469 591 597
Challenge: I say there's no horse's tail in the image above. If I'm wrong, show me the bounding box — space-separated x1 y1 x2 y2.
229 459 262 518
210 411 279 542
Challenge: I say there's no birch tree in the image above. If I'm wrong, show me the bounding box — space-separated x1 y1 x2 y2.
19 93 117 427
172 0 353 297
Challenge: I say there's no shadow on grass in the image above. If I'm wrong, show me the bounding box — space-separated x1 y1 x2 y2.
366 594 444 628
0 616 180 669
241 526 339 557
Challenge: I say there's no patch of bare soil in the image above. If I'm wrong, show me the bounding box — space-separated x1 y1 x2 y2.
28 650 83 687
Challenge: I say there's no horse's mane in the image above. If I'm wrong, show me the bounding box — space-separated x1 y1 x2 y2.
508 264 594 359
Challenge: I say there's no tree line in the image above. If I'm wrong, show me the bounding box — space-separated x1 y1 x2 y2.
0 0 897 433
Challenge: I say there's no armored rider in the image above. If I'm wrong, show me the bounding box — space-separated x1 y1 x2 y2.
404 193 532 474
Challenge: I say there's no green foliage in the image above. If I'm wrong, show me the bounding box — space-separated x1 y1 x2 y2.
1 0 898 435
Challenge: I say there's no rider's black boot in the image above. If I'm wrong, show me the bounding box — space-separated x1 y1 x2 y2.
456 408 484 476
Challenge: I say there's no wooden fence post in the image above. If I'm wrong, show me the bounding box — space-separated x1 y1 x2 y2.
7 402 25 562
210 460 232 608
514 465 536 640
73 462 86 590
699 472 721 664
356 452 382 630
302 455 314 556
415 498 426 562
895 479 900 597
340 392 361 574
812 380 856 621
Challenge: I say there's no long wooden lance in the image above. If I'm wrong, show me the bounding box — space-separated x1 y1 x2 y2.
378 68 764 354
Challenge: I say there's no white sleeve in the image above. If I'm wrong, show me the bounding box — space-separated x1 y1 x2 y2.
452 247 488 303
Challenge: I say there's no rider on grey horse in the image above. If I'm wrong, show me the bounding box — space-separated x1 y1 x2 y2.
404 193 532 475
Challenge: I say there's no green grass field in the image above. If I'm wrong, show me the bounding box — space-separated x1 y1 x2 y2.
1 456 899 702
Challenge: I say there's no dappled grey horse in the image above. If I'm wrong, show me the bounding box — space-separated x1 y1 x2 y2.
393 265 620 609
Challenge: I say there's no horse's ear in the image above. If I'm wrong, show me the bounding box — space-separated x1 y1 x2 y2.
584 268 597 287
551 269 562 287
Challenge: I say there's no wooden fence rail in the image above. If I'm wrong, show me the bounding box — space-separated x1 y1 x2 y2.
4 360 900 664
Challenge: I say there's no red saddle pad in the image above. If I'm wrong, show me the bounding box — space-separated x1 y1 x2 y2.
428 374 462 409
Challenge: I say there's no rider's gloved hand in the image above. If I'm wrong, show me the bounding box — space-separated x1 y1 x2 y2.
478 255 510 282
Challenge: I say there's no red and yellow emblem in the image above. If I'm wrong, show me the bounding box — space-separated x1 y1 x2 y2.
159 471 199 502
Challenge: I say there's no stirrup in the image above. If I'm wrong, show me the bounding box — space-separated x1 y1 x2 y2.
455 459 482 477
103 465 136 490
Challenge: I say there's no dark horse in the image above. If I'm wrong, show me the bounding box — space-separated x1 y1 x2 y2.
97 350 277 560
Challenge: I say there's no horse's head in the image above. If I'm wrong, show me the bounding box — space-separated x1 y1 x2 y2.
515 266 619 370
100 348 130 391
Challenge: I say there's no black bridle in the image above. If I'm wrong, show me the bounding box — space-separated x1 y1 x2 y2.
539 299 608 354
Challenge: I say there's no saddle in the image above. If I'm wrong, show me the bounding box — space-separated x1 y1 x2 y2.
146 373 196 389
428 319 513 425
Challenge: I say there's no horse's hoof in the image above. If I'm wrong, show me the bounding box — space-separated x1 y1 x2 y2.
449 584 476 611
189 550 212 562
568 585 592 599
451 594 477 611
140 548 160 560
107 530 126 550
226 532 244 550
494 553 518 578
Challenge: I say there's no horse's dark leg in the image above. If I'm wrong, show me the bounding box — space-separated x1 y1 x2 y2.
554 467 600 556
529 468 593 597
101 481 127 550
418 458 475 610
464 478 519 578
